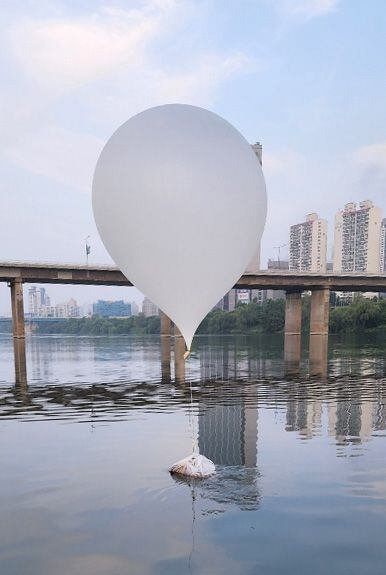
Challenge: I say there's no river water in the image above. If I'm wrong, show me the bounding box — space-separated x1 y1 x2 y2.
0 332 385 575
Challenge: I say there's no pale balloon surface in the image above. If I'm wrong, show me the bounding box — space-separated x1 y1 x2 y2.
92 104 266 349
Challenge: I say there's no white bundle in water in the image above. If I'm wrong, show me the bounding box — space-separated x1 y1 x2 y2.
169 453 215 479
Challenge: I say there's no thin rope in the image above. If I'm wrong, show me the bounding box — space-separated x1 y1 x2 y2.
187 353 198 455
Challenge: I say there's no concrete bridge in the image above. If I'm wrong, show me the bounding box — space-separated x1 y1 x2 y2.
1 261 385 382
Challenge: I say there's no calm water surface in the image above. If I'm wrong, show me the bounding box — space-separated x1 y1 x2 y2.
0 332 385 575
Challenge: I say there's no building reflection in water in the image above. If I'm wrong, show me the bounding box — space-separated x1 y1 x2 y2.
160 336 171 383
285 379 386 452
286 394 323 439
196 342 260 511
198 343 257 464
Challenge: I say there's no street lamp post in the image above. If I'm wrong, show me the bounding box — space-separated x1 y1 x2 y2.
85 236 91 266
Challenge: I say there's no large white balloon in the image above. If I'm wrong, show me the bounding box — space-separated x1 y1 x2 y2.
92 104 266 350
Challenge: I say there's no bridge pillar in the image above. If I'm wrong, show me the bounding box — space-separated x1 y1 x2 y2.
160 311 172 337
10 279 25 339
284 291 302 374
10 279 27 383
309 288 330 377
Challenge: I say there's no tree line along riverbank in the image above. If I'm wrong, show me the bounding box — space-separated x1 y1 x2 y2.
28 296 386 336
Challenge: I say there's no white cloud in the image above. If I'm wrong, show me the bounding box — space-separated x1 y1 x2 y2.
2 2 249 191
6 126 104 193
355 142 386 170
350 142 386 200
274 0 340 19
9 5 162 92
152 52 249 104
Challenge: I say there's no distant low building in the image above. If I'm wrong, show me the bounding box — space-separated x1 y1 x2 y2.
255 259 289 303
268 258 289 271
236 290 250 304
80 303 93 317
93 300 131 317
214 289 237 312
54 298 80 318
130 301 140 316
142 297 158 317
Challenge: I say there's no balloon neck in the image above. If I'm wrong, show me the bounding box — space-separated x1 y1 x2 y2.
183 349 191 360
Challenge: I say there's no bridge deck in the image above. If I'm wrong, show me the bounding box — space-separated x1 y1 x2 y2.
0 261 385 291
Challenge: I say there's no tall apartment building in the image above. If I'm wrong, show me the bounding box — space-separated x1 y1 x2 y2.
289 213 327 272
333 201 382 273
246 141 263 273
28 286 80 317
216 141 263 311
380 218 386 273
28 286 50 316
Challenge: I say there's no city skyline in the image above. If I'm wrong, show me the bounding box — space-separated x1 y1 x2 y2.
1 1 385 313
25 285 141 319
2 194 383 317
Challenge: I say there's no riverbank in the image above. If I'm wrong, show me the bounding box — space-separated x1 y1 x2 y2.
26 296 386 336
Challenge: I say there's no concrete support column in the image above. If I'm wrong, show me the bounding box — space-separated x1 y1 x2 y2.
10 279 27 384
284 291 302 374
310 288 330 336
309 288 330 377
160 312 172 383
11 279 25 339
160 311 172 337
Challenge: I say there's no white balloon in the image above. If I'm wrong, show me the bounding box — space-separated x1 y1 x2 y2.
92 104 266 350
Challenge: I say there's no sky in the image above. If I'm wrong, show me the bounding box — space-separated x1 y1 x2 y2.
1 0 386 314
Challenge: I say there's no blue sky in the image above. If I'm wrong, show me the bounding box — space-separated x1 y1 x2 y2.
0 0 385 312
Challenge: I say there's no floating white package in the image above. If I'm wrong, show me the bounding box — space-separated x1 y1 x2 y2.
169 453 215 479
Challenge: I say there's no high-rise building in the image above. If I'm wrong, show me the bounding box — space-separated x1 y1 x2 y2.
380 218 386 273
93 300 131 317
246 142 263 273
130 301 140 316
216 141 263 311
28 286 51 316
333 201 382 273
28 286 37 316
142 297 159 317
289 213 327 273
